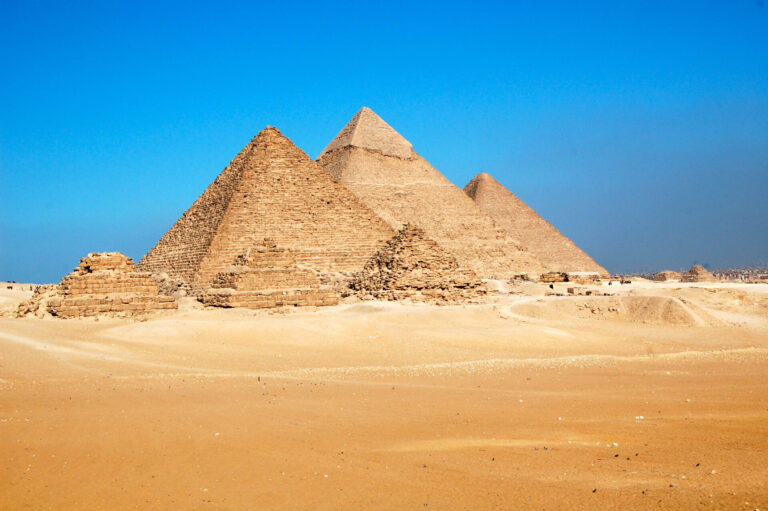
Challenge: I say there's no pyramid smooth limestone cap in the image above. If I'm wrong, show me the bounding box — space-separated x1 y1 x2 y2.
319 107 413 159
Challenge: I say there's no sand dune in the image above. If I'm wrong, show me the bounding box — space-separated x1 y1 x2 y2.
1 282 767 509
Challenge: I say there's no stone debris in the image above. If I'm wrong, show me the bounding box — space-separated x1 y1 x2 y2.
464 172 609 277
681 265 717 283
539 272 568 283
139 126 394 289
16 252 176 318
199 239 339 309
317 107 544 279
350 224 485 304
654 270 682 282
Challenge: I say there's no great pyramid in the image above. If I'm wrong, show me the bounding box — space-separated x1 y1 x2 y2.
317 107 543 279
463 173 609 277
351 224 485 303
138 127 394 287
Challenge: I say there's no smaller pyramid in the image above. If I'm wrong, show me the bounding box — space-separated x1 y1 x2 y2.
350 224 485 303
681 265 716 283
16 253 177 318
653 270 682 282
200 239 339 309
464 173 608 277
319 107 413 159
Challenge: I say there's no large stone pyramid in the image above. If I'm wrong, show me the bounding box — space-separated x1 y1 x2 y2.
138 127 394 287
464 173 609 277
317 107 544 279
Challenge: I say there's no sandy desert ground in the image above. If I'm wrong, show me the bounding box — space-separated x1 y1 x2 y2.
1 281 767 510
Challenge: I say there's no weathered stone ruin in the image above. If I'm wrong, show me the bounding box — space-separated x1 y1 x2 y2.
681 265 717 283
16 252 176 318
139 126 394 289
539 272 568 283
654 270 682 282
350 224 485 303
317 107 543 279
199 240 339 309
463 172 609 277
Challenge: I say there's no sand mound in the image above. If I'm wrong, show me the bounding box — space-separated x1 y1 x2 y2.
508 295 709 326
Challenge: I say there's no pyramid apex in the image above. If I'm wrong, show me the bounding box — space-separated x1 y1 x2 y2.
319 107 413 160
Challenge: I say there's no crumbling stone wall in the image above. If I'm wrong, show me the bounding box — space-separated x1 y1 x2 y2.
139 126 394 288
16 253 176 318
350 224 485 304
200 240 339 309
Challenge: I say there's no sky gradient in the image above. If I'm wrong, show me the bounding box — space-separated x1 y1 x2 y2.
1 1 766 282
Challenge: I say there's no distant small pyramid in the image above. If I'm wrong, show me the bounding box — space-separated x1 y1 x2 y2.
318 108 544 279
681 265 716 282
464 173 608 277
138 126 394 287
319 107 413 159
351 224 485 303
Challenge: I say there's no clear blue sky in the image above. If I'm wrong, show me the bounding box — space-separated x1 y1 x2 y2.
1 1 766 282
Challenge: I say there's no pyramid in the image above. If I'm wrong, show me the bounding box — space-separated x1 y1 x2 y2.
200 239 339 309
317 108 543 279
681 265 716 282
463 173 609 277
653 270 682 282
350 224 485 303
138 127 394 287
17 252 177 318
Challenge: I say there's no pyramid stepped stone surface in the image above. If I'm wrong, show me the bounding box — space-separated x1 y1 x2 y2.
351 224 485 303
138 126 394 288
17 253 176 318
200 239 338 309
317 107 543 279
681 265 716 282
463 172 609 277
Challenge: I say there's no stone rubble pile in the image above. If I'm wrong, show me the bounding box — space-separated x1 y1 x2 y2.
350 224 485 303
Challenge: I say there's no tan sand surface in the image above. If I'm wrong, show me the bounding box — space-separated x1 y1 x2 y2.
1 283 767 509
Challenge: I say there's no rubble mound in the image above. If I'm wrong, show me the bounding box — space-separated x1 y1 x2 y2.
654 270 682 282
16 253 177 318
350 224 485 303
199 240 339 309
681 265 717 283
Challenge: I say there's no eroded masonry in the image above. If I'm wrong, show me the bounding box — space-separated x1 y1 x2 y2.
200 239 338 309
351 224 485 303
16 252 176 318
